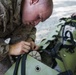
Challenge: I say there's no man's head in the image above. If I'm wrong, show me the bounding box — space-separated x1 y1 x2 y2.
22 0 53 26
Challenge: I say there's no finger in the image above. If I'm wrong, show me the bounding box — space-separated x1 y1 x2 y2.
23 45 31 51
22 48 30 53
34 47 38 50
21 50 25 54
33 46 39 50
30 42 35 50
24 42 31 46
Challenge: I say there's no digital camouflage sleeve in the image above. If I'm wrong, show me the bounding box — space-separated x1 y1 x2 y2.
0 2 10 61
0 0 36 61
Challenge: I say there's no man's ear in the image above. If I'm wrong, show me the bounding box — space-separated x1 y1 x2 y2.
30 0 39 5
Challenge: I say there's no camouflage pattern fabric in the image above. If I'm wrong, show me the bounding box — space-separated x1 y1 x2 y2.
0 0 36 74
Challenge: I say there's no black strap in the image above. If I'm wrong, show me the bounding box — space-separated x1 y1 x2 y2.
13 55 21 75
63 30 76 53
21 54 27 75
13 54 27 75
51 42 63 61
43 42 63 61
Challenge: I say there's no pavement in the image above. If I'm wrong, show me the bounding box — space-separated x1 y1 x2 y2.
35 0 76 44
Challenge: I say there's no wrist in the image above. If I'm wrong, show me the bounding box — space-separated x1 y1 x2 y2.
9 45 14 55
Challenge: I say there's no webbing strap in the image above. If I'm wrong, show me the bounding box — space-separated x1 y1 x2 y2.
21 54 27 75
13 54 27 75
13 55 21 75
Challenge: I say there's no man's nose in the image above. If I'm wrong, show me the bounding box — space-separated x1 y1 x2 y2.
34 19 41 25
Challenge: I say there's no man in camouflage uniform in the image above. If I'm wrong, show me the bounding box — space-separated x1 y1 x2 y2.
0 0 53 74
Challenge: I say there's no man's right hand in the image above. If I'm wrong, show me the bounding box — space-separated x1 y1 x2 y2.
9 41 31 55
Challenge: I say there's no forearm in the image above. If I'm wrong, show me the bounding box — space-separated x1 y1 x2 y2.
8 26 37 55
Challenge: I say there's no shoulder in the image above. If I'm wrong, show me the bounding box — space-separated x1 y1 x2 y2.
0 1 8 31
0 0 10 7
0 2 6 22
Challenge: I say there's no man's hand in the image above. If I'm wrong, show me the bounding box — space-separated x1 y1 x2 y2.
9 41 31 55
30 41 39 50
26 38 39 51
9 40 39 55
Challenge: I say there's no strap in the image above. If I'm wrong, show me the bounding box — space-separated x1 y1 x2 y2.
43 42 63 61
13 55 21 75
21 54 27 75
51 42 63 61
62 30 76 53
13 54 27 75
65 30 75 45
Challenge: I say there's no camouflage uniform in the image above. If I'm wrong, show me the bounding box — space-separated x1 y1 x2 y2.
0 0 36 74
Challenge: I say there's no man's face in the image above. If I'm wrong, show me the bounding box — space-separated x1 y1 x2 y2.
22 0 52 26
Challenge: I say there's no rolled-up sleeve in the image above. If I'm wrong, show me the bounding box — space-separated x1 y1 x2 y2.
0 2 9 61
0 39 9 61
